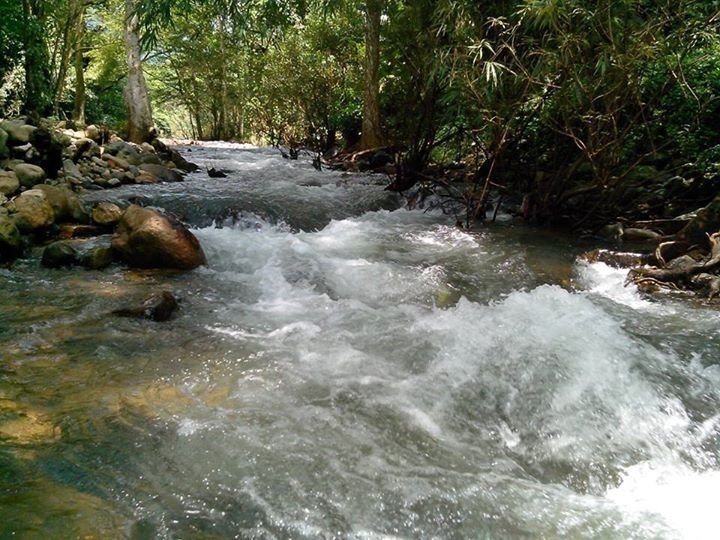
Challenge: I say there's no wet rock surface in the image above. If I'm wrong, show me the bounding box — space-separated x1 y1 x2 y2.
113 290 178 321
111 205 206 270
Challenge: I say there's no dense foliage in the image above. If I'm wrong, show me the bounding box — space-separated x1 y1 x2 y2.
2 0 720 227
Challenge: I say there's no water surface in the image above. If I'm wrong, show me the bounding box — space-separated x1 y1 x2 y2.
1 143 719 538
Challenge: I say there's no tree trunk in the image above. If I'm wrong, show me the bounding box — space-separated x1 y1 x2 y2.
73 43 86 124
218 15 228 140
53 0 81 114
360 0 383 150
22 0 53 115
123 0 153 143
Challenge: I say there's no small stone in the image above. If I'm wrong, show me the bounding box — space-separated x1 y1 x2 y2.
113 291 178 322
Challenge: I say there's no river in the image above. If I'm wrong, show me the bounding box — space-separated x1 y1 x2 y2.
1 142 720 538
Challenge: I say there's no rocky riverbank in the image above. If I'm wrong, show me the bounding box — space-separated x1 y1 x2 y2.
0 117 205 276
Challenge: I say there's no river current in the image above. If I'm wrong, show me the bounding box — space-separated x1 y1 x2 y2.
1 143 720 538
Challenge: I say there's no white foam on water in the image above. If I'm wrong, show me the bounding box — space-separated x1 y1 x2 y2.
607 461 720 539
136 190 720 537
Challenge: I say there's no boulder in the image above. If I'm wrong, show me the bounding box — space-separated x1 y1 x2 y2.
139 153 162 165
0 214 21 260
0 120 36 144
9 189 55 232
34 184 88 223
113 291 178 321
85 125 101 142
61 158 83 179
105 139 141 165
105 139 135 156
106 155 130 170
14 163 46 188
138 163 183 183
41 241 79 268
111 205 206 269
0 171 19 196
152 139 199 172
92 202 123 226
73 138 100 160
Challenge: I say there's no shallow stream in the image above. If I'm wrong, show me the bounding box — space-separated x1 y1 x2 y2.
1 143 720 538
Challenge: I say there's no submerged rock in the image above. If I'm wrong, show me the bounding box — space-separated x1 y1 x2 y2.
111 205 206 269
82 246 114 269
41 240 79 268
113 291 178 321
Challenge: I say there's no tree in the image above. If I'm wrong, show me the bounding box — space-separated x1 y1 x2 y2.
22 0 53 114
359 0 382 149
124 0 153 142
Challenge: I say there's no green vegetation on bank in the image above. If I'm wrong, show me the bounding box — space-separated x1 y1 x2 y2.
2 0 720 229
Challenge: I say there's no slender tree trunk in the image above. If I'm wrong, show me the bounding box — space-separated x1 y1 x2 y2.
22 0 53 115
360 0 383 150
218 15 228 140
123 0 153 143
72 0 86 123
73 47 86 124
53 0 80 113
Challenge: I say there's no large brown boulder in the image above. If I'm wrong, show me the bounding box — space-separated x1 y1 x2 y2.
111 205 206 269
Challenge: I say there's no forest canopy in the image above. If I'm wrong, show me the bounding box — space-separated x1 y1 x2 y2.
2 0 720 227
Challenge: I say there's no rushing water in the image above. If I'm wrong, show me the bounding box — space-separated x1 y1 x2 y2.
1 143 720 539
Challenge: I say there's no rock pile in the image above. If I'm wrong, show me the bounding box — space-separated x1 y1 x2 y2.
0 116 205 271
